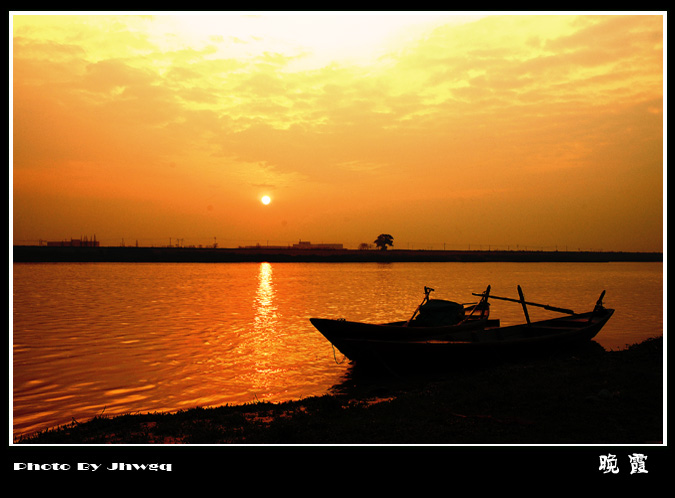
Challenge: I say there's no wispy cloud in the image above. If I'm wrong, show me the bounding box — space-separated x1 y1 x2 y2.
12 13 663 250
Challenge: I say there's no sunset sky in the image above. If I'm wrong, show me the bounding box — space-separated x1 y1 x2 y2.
11 12 664 252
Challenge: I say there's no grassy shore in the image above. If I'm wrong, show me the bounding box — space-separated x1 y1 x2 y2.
16 337 662 445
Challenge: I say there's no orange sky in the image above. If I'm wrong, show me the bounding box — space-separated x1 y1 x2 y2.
11 13 664 251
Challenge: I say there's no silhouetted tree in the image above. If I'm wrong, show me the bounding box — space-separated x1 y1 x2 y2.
374 233 394 251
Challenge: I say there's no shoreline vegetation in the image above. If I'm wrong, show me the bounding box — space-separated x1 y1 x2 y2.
15 337 662 445
12 245 663 263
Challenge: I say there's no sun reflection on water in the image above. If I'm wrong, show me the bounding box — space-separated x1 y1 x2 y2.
254 262 277 330
245 262 286 398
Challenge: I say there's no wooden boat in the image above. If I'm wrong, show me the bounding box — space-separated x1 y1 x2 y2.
310 286 614 368
310 286 499 344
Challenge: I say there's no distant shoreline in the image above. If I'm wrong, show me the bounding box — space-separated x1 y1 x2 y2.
12 245 663 263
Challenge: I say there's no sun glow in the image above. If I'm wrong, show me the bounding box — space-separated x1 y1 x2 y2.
11 13 663 252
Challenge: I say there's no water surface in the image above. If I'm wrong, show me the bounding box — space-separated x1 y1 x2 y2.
12 261 663 439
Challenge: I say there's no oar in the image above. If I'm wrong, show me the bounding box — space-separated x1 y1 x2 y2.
472 289 575 315
595 290 606 308
517 285 531 325
589 290 607 321
404 286 434 326
465 285 490 319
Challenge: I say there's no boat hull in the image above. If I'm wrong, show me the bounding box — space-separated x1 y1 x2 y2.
309 316 499 342
311 308 614 368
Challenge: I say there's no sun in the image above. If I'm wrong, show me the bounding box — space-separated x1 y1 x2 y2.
261 195 271 205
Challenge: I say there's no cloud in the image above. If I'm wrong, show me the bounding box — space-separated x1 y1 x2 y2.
12 14 663 250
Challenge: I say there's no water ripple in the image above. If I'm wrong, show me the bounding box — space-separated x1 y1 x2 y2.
12 261 662 439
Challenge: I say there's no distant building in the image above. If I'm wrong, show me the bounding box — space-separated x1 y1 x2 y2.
47 236 99 247
238 240 344 250
292 240 343 250
239 243 291 250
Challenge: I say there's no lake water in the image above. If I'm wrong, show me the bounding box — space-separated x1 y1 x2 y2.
12 261 663 440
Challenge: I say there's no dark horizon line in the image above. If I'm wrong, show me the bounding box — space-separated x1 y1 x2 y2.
11 243 664 253
12 244 663 263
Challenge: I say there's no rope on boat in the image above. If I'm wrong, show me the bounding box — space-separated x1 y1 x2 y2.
331 344 347 364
